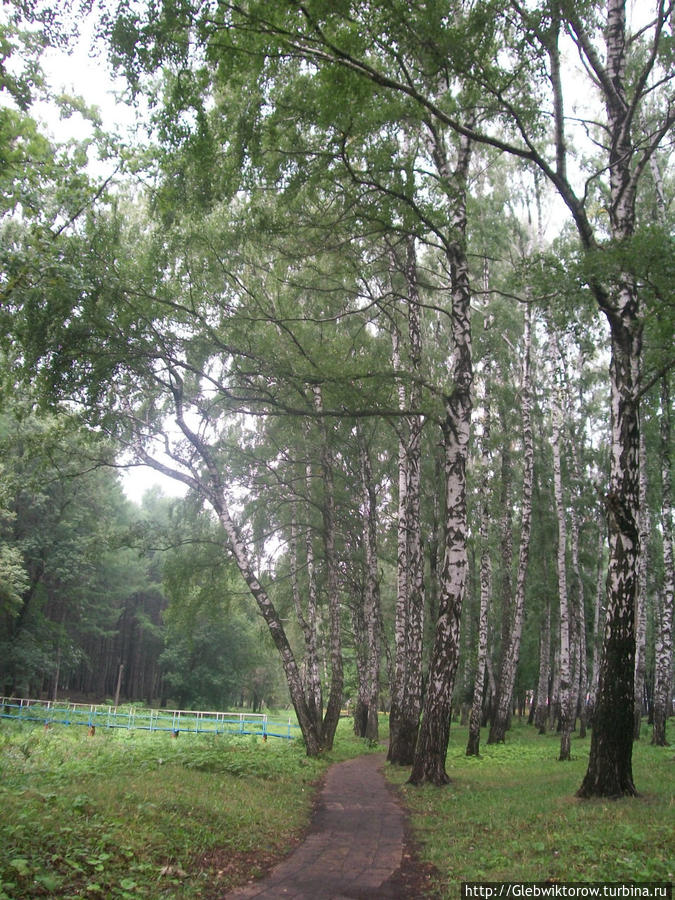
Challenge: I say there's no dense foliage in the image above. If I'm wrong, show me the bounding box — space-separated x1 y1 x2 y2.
0 0 672 794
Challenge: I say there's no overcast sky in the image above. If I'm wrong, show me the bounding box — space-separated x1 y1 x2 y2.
36 24 188 504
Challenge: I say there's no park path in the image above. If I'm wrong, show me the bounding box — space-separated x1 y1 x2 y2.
223 751 434 899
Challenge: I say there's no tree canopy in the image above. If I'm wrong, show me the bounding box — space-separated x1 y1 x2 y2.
1 0 672 796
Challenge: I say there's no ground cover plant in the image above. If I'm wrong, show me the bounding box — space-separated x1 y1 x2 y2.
387 719 674 898
0 716 378 899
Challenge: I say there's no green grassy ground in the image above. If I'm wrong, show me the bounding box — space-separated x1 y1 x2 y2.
387 720 674 898
1 716 672 899
0 717 374 899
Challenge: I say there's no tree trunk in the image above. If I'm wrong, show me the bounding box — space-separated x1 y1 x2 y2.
350 580 369 738
214 496 321 755
588 512 606 722
652 374 673 746
153 380 324 756
577 0 643 798
290 503 322 732
304 457 324 724
488 305 534 744
550 345 573 761
402 235 426 753
315 388 343 751
358 425 382 742
634 420 649 739
428 452 441 634
409 126 473 786
388 236 425 765
549 642 560 733
387 322 413 763
562 342 587 739
488 403 513 740
534 594 551 734
466 382 491 757
577 314 640 795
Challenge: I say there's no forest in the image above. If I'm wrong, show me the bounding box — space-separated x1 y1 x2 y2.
0 0 673 801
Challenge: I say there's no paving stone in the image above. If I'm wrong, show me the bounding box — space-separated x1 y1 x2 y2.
223 753 406 900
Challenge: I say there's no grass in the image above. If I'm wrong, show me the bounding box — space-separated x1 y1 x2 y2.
0 716 378 899
1 714 672 899
386 719 675 898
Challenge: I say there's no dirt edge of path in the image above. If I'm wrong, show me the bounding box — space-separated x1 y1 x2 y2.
194 751 444 899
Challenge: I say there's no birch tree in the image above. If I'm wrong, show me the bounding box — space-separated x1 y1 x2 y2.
549 340 574 761
356 424 382 742
488 305 534 744
652 374 673 746
466 337 493 756
388 236 426 765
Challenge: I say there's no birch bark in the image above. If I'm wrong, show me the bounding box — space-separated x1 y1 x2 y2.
467 376 491 756
550 344 573 761
387 236 425 765
358 425 382 742
534 594 551 734
314 387 343 751
633 420 649 738
409 126 473 786
577 0 644 797
488 305 534 744
289 503 322 729
403 234 425 753
558 341 587 737
304 457 323 723
652 374 673 745
588 513 606 720
387 322 412 762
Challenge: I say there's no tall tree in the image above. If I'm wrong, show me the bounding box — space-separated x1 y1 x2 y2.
388 235 426 765
356 423 382 742
408 123 474 785
466 330 492 756
488 304 534 743
652 374 673 746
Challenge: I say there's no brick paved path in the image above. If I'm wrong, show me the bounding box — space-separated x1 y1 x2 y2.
223 752 408 899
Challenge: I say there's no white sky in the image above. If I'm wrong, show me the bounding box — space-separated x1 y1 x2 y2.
36 25 187 504
26 2 663 502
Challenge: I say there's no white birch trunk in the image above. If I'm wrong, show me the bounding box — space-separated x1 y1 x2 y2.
652 374 673 745
634 420 649 738
387 322 411 762
488 305 534 744
289 503 322 729
142 379 322 755
409 125 473 785
358 426 382 742
313 387 343 750
467 372 492 756
550 346 573 761
403 234 425 752
578 0 642 795
588 512 606 719
388 236 425 765
304 457 323 721
534 594 551 733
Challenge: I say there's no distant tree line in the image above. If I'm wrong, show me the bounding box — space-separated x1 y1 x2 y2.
0 399 286 709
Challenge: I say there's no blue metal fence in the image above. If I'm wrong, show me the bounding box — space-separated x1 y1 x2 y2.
0 697 299 740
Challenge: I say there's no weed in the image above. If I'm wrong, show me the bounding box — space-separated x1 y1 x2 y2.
0 715 374 897
386 720 674 898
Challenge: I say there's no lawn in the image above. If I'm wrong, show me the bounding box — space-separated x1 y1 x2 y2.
0 716 374 899
1 714 672 899
387 719 674 898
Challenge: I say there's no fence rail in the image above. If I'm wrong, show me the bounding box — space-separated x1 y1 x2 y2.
0 697 299 740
